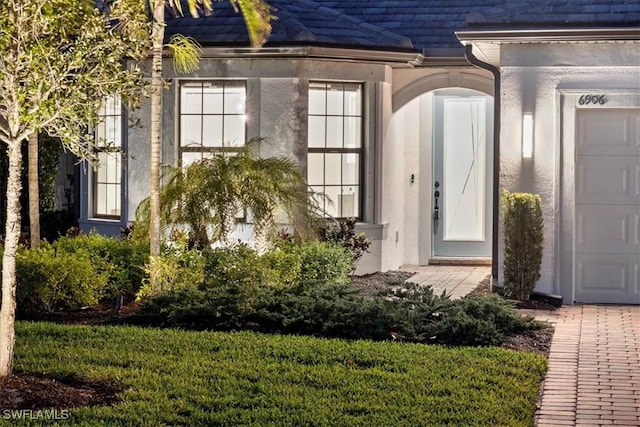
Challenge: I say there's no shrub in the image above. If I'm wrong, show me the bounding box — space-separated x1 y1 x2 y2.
259 248 302 289
502 191 544 301
319 218 371 263
279 241 353 285
130 271 540 347
136 245 205 301
55 232 149 302
431 295 534 346
16 243 108 312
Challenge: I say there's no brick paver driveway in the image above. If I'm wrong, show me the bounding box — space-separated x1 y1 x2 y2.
529 305 640 427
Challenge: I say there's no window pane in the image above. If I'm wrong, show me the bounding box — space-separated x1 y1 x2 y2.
342 153 359 186
181 85 203 114
181 115 202 148
323 186 340 217
344 85 362 116
203 86 223 114
96 153 108 182
223 115 245 147
106 153 117 183
326 116 343 148
182 152 202 168
308 116 326 148
324 153 341 186
339 186 358 218
308 84 326 115
202 115 223 147
96 122 106 147
105 116 120 147
326 86 343 115
224 83 246 114
307 153 324 186
343 117 361 148
96 184 106 215
106 184 120 216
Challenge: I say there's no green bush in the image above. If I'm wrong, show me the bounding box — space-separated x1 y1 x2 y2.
502 191 544 301
136 244 205 301
259 248 302 289
431 295 533 346
279 240 353 285
16 243 108 312
55 232 149 302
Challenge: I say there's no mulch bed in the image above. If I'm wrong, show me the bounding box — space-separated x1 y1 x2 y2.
0 373 123 411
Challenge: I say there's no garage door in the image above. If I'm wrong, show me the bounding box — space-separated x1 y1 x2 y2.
575 108 640 304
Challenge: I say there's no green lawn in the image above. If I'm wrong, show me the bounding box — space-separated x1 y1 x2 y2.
6 322 546 426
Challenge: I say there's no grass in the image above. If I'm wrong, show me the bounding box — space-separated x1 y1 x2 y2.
6 321 547 426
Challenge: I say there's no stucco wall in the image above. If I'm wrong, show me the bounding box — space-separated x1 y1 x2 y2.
497 42 640 298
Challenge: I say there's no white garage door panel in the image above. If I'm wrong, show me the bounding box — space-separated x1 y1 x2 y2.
575 107 640 304
575 254 640 304
576 109 640 156
576 156 639 205
576 206 639 254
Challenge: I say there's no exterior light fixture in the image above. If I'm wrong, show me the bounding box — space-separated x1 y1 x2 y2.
522 113 534 159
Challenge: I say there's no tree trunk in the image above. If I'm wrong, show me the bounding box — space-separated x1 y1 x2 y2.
28 133 39 248
0 140 24 378
149 0 164 258
221 201 239 246
253 214 273 255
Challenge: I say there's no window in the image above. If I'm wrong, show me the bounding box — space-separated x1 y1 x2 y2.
93 95 122 218
307 82 363 218
179 81 246 166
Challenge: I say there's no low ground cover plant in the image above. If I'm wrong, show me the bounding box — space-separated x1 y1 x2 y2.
9 322 547 426
130 242 542 346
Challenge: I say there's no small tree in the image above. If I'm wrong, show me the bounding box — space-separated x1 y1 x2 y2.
501 190 544 301
0 0 150 378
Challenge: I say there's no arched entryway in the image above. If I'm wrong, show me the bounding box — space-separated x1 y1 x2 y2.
391 74 494 266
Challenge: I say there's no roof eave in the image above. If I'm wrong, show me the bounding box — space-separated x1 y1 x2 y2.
456 27 640 44
197 45 423 65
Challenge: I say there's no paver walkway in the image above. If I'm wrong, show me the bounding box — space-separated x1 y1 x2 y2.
401 265 490 299
522 305 640 427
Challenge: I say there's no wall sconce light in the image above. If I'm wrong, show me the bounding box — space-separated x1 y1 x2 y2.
522 113 534 159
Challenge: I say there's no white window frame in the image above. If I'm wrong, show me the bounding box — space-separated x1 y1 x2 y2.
92 95 122 219
179 80 247 167
307 81 364 219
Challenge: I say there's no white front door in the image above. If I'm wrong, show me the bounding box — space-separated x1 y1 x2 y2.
433 92 493 257
575 108 640 304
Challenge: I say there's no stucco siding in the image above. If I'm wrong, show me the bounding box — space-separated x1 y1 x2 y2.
498 42 640 300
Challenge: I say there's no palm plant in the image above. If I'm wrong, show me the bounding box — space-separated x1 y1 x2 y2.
147 0 272 257
135 138 323 250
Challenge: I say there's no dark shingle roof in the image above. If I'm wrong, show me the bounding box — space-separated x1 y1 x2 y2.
319 0 640 49
165 1 640 51
165 0 413 50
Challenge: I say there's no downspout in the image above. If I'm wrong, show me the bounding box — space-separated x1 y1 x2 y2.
463 45 500 282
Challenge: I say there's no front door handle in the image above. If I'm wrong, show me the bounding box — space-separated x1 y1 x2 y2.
434 181 440 220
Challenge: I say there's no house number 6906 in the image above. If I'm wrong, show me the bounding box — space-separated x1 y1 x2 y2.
579 94 606 105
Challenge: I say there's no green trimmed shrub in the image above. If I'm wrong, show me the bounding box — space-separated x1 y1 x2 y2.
279 241 353 285
136 245 205 301
55 232 149 302
16 243 108 312
502 191 544 301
